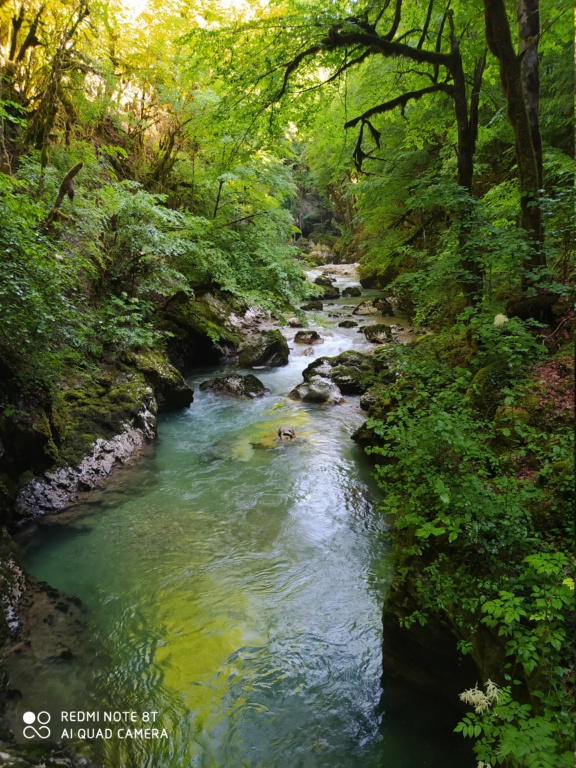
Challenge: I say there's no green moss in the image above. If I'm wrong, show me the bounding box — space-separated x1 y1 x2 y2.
165 295 241 346
491 405 530 447
464 362 510 418
55 368 150 466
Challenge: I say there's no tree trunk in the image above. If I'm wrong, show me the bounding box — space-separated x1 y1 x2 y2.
518 0 542 187
447 12 484 305
483 0 543 263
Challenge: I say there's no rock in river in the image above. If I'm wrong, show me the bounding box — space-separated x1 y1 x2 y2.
289 376 344 405
199 374 269 398
238 330 289 367
373 297 394 315
320 284 341 299
314 275 335 287
294 330 323 345
300 300 323 311
338 320 358 328
342 286 361 297
302 350 376 395
363 324 393 343
352 301 379 316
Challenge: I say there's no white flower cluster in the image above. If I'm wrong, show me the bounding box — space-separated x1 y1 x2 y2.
477 762 492 768
493 313 509 326
459 679 500 713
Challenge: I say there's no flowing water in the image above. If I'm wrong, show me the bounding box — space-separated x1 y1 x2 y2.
14 270 472 767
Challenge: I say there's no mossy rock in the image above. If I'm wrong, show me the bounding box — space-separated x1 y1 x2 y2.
310 283 340 300
294 330 323 345
238 330 289 367
363 324 393 343
199 374 269 399
300 300 323 311
360 383 390 412
56 367 153 467
302 350 376 395
314 275 335 287
129 350 193 410
491 405 530 447
159 293 241 366
464 362 510 418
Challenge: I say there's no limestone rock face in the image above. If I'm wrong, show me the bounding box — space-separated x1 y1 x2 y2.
199 374 269 399
15 398 156 519
8 346 199 522
238 330 289 367
131 351 193 410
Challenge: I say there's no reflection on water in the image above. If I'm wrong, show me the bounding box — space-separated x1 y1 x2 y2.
19 272 472 767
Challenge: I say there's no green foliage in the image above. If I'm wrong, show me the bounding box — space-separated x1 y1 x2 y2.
362 320 573 767
0 1 573 763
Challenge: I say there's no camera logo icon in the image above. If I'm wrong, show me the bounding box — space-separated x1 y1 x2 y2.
22 711 51 739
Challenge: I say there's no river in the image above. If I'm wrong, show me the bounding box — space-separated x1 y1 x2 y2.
15 268 472 767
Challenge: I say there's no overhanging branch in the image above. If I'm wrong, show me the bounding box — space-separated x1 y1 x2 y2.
344 82 453 129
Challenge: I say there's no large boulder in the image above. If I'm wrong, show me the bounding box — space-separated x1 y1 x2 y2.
364 324 393 343
321 284 341 300
159 292 241 367
294 330 323 345
289 376 343 405
352 301 379 316
199 374 269 398
342 286 362 297
131 351 193 410
300 350 376 395
301 300 323 311
238 330 289 367
360 383 390 411
374 297 394 315
314 275 335 287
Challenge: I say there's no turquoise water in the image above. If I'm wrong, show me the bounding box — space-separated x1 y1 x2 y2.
17 273 472 767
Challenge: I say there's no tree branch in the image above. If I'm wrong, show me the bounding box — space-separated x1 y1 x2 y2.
418 0 435 49
276 43 323 99
383 0 403 41
41 162 83 230
344 82 453 129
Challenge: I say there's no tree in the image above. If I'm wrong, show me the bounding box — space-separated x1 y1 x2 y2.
482 0 543 263
197 1 488 303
